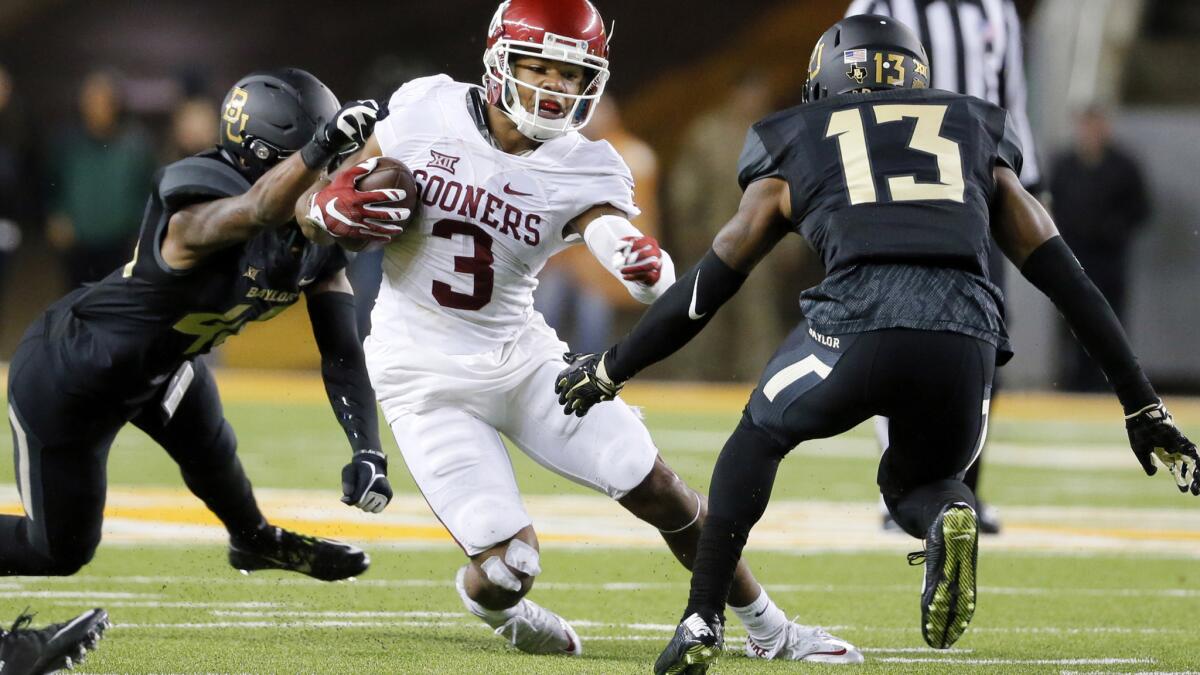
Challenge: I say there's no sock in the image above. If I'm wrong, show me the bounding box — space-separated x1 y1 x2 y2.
730 588 788 640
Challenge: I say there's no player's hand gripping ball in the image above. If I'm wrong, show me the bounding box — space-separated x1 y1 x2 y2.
615 235 663 286
305 157 417 252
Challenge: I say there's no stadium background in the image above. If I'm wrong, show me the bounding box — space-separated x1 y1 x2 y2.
0 2 1199 672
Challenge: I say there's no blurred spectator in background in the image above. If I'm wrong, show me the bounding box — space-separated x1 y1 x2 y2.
46 70 156 288
536 96 661 353
0 63 36 319
1050 106 1150 391
667 74 783 380
167 99 217 161
166 69 217 162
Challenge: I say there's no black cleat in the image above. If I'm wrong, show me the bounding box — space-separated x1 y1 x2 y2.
976 501 1002 535
909 502 978 649
229 525 368 581
653 612 724 675
0 608 110 675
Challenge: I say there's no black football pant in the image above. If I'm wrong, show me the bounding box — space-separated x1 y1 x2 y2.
2 338 264 576
686 324 994 617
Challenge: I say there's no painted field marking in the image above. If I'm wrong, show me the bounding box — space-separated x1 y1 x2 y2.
878 657 1154 665
212 610 463 619
0 591 160 599
32 574 1200 601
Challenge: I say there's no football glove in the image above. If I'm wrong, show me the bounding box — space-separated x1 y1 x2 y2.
341 450 393 513
301 99 381 170
1125 401 1199 495
616 235 663 286
555 351 623 417
305 158 410 243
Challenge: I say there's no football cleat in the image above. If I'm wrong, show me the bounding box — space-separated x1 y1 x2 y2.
228 525 368 581
654 612 723 675
744 621 864 664
909 502 978 649
0 608 109 675
454 566 580 656
492 602 582 657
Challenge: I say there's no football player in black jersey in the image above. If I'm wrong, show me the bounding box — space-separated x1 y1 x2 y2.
555 15 1199 670
1 69 405 592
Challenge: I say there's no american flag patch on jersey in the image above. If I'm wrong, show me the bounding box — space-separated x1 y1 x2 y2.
843 49 867 64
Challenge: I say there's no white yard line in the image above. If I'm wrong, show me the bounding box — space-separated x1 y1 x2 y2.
878 658 1154 665
30 574 1200 600
0 591 160 599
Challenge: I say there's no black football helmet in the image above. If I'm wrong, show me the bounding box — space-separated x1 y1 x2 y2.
218 68 340 178
803 14 930 103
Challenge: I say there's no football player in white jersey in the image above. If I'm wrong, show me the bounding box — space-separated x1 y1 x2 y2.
299 0 861 663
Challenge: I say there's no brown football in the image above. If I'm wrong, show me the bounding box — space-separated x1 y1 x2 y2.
342 156 419 252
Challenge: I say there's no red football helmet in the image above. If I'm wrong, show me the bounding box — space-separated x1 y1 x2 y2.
483 0 611 141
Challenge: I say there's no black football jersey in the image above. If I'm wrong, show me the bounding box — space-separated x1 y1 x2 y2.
738 88 1023 361
40 149 346 401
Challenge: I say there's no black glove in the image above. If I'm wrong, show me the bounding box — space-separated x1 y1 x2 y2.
341 450 393 513
1125 401 1199 495
554 352 623 417
301 99 381 170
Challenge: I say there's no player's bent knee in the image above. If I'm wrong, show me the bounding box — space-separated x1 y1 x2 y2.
42 542 98 576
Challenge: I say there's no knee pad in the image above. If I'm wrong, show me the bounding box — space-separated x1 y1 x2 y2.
480 539 541 593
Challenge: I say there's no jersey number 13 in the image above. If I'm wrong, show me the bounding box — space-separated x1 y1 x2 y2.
825 104 965 205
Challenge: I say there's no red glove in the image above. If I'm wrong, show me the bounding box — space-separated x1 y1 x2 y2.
306 159 410 243
617 235 663 286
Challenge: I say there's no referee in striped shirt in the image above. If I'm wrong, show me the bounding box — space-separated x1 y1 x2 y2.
847 0 1042 534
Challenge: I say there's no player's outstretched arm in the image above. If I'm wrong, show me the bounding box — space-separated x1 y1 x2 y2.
574 206 676 304
555 177 792 416
992 166 1198 494
305 271 392 513
163 100 381 269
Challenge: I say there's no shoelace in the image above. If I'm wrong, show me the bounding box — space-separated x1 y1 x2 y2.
907 550 926 566
8 607 35 634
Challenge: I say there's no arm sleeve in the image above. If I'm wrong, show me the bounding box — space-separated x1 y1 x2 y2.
582 214 676 304
605 249 748 382
1019 236 1156 413
306 291 382 455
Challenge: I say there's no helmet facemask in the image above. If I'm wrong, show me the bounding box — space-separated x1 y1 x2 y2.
483 35 609 142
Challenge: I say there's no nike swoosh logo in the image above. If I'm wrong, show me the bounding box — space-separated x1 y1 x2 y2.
753 608 767 617
809 648 848 656
688 271 706 320
952 534 972 541
298 276 317 286
325 197 361 230
503 183 533 197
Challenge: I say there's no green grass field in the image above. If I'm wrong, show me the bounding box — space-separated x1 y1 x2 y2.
2 374 1198 673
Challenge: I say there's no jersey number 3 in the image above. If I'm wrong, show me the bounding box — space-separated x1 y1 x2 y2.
431 219 495 311
826 104 965 205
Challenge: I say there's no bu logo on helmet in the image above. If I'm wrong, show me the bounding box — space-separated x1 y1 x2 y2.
222 87 250 143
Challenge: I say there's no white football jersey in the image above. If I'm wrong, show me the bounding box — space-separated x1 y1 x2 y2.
371 75 638 354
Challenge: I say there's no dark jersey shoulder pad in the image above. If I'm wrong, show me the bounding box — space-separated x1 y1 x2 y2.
158 156 251 213
997 110 1025 176
737 125 781 191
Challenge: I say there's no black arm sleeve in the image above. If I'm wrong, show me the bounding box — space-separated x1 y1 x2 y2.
307 291 382 454
605 249 748 382
1020 236 1156 413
